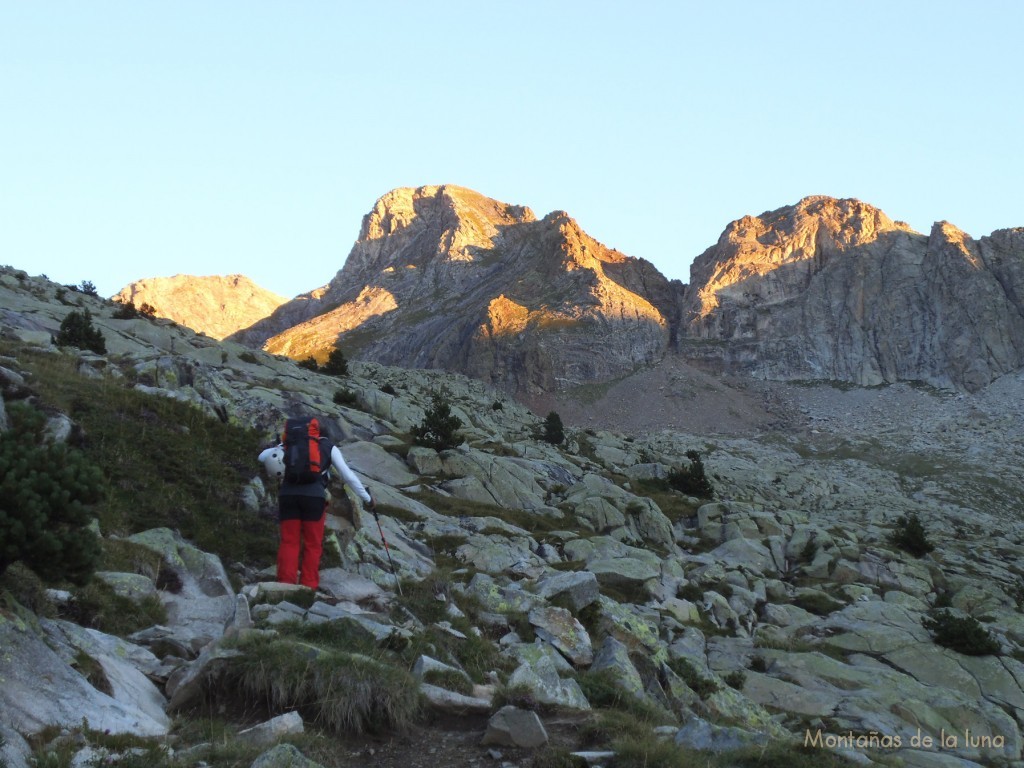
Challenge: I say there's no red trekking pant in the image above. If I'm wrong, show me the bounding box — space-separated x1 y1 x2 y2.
277 495 327 590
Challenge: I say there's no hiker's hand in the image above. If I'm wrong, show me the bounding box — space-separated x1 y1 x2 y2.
367 495 376 511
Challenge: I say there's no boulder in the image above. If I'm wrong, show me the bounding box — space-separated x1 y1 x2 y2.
238 712 304 746
528 606 594 666
127 527 236 650
0 721 31 768
317 569 391 609
249 743 326 768
590 637 645 700
674 716 769 753
507 655 591 711
587 557 659 588
531 571 600 611
0 613 168 737
94 571 157 600
419 684 492 714
481 705 549 748
407 446 444 475
342 440 418 486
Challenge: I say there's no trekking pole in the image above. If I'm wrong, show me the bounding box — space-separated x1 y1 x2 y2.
372 508 403 597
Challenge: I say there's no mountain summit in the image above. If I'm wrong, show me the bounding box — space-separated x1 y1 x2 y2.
680 196 1024 391
113 274 287 340
232 185 681 392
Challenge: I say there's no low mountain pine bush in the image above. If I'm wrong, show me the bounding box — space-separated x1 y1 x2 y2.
667 450 714 498
0 404 103 584
923 609 1001 656
890 512 935 557
56 309 107 354
321 347 348 376
412 390 463 451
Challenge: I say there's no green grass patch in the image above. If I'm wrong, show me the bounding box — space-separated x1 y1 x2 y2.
422 668 474 695
708 740 859 767
57 578 167 637
15 348 278 568
273 618 382 656
633 481 700 524
577 668 675 725
666 657 719 699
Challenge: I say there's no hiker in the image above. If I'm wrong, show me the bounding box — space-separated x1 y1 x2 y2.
259 416 374 591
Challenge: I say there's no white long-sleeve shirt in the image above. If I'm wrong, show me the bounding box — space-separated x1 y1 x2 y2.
327 445 373 503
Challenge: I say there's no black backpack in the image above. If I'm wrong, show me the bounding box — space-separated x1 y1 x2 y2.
281 417 325 484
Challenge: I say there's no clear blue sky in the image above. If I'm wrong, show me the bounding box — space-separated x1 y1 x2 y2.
2 2 1021 299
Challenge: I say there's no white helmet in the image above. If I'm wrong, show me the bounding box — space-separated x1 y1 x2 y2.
262 448 285 479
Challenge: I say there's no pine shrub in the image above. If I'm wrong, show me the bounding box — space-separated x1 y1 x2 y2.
321 347 348 376
412 390 463 451
333 388 358 406
112 301 156 320
56 309 107 354
890 512 935 557
667 450 714 498
923 610 1001 656
542 411 565 445
0 404 103 584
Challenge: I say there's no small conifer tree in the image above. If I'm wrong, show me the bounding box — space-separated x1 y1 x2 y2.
297 356 320 372
56 309 107 354
0 405 104 584
113 300 157 320
321 347 349 376
412 390 463 451
890 512 935 557
542 411 565 445
667 449 715 498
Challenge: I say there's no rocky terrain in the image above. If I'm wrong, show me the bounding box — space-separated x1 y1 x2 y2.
3 266 1024 768
113 274 288 340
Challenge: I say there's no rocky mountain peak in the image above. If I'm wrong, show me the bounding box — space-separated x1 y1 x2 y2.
238 186 680 393
112 274 287 340
680 196 1024 392
686 196 912 321
345 185 537 277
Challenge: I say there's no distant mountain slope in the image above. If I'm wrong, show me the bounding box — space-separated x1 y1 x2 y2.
679 196 1024 392
114 274 288 340
232 185 682 393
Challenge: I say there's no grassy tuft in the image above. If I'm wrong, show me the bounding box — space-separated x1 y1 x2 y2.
57 578 167 637
666 657 719 699
214 634 421 735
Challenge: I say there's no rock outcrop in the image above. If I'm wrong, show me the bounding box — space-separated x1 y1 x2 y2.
231 185 682 393
113 274 288 340
679 196 1024 392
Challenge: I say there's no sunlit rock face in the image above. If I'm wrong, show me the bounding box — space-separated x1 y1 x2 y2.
679 196 1024 392
113 274 287 340
235 185 681 394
